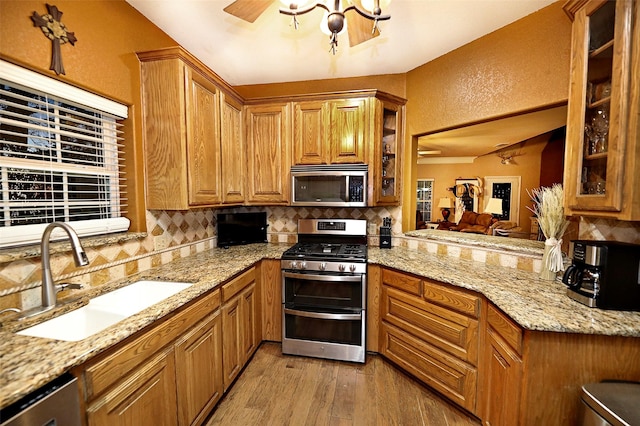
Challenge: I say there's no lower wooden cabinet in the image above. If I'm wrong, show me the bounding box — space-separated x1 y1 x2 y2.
221 267 260 390
380 322 478 411
175 311 223 426
259 259 282 342
87 347 178 426
483 328 522 426
75 288 223 426
379 267 480 414
481 305 523 426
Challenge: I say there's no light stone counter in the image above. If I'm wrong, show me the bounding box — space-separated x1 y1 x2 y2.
405 228 545 255
2 243 640 410
369 247 640 336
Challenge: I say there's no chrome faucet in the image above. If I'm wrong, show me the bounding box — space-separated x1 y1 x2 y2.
40 222 89 310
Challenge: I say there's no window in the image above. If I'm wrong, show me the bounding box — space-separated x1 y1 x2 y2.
0 60 129 248
416 179 433 225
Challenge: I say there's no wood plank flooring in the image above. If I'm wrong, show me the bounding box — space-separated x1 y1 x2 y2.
205 342 481 426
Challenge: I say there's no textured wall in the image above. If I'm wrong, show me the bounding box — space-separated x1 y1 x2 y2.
0 0 178 232
405 1 572 137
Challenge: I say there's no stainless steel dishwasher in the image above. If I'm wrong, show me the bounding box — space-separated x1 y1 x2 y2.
580 381 640 426
0 374 81 426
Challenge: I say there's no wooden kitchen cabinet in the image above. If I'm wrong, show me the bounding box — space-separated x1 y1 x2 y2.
329 98 368 164
244 103 291 204
220 92 246 204
87 347 178 426
175 310 223 426
293 100 327 165
259 259 282 342
372 94 406 206
379 268 480 413
481 304 523 426
292 97 369 165
221 267 260 390
563 0 640 220
138 47 230 209
78 288 222 426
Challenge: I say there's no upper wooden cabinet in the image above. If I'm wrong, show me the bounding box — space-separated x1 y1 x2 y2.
563 0 640 220
293 100 327 165
293 98 369 165
372 95 406 205
220 93 246 204
244 103 291 205
138 47 244 210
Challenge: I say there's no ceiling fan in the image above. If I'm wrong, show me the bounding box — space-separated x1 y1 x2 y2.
223 0 390 48
497 151 523 165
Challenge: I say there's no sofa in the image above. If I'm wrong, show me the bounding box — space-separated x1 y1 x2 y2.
447 211 495 234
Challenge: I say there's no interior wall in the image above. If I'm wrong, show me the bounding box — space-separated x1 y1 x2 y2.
418 134 553 232
0 0 178 232
403 1 572 231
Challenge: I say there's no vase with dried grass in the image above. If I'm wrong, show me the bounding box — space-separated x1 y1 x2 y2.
527 184 570 281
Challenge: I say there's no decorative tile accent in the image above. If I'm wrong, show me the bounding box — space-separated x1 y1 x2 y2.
579 217 640 243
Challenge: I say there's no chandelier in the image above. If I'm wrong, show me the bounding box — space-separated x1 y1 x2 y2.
279 0 391 54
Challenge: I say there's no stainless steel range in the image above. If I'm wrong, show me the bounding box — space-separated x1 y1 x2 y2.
281 218 367 363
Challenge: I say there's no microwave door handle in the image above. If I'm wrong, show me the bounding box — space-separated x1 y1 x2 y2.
346 175 351 202
284 308 361 321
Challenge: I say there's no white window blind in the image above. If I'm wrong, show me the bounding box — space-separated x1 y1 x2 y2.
0 60 130 248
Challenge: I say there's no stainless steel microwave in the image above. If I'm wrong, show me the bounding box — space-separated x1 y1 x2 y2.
291 164 367 207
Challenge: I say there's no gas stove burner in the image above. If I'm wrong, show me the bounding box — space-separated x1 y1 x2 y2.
283 242 367 261
321 243 339 253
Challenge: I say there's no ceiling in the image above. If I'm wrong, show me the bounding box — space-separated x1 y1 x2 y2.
125 0 557 86
417 105 568 163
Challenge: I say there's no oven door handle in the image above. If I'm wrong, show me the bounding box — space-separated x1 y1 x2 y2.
284 308 362 321
282 271 363 282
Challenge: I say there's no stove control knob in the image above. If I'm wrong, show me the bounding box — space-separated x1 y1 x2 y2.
349 264 356 272
319 262 327 271
338 264 346 272
291 261 298 269
300 261 307 270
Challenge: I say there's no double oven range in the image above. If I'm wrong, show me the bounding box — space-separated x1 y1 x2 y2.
281 219 367 363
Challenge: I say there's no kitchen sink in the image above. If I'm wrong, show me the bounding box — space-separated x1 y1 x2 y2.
17 280 192 341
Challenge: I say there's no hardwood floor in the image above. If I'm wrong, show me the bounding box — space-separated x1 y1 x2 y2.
205 342 481 426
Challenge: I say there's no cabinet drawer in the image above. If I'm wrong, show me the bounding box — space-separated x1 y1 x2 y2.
381 322 477 413
487 304 523 356
382 268 421 296
222 267 255 302
83 289 221 400
422 279 480 318
382 286 479 364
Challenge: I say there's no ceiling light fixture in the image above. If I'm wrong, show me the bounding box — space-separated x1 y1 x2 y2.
279 0 391 55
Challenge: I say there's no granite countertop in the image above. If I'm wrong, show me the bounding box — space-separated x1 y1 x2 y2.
369 247 640 336
2 243 640 409
405 229 546 255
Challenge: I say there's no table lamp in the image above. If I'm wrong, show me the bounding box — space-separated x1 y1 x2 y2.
437 197 454 222
484 197 504 218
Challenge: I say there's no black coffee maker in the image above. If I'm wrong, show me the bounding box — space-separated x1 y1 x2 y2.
562 240 640 311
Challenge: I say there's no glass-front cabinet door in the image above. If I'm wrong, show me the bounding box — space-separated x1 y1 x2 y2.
372 94 406 206
563 0 634 213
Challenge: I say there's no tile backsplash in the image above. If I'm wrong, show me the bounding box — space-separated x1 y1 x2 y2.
1 205 638 313
0 206 400 312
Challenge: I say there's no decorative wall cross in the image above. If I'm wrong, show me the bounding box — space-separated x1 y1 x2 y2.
31 4 77 75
